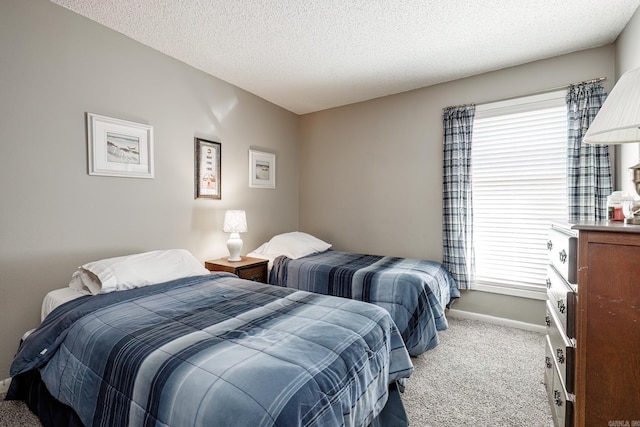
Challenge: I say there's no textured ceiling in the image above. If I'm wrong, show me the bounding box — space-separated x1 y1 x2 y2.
50 0 640 114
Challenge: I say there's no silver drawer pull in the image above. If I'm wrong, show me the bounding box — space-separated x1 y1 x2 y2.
545 356 552 369
559 249 567 264
557 299 566 314
547 240 553 250
545 315 551 327
554 390 563 406
556 348 565 364
546 278 552 289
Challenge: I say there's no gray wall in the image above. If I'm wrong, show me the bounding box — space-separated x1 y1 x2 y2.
0 0 300 379
298 45 617 326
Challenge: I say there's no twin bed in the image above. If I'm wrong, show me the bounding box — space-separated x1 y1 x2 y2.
250 232 460 356
8 236 459 427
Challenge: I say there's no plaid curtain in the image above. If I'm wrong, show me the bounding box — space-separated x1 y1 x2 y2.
566 83 612 221
442 105 476 290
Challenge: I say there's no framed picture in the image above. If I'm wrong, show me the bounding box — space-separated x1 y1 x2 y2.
195 137 222 199
249 149 276 189
87 113 154 178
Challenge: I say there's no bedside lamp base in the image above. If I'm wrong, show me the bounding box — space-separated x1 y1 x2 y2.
226 232 243 262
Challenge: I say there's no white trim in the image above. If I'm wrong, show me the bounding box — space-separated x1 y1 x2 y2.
475 89 566 118
448 308 546 334
0 377 11 394
472 282 547 300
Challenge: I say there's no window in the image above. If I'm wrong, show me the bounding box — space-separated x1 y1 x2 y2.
472 91 567 299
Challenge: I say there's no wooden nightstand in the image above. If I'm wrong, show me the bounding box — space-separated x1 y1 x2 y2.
205 256 269 283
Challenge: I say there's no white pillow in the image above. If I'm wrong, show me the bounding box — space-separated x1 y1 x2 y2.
256 232 331 259
69 269 102 295
249 242 270 256
68 249 210 295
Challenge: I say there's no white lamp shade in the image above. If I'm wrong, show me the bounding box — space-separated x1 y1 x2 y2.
583 67 640 145
223 210 247 233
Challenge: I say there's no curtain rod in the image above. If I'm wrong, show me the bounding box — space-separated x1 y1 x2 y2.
553 76 606 90
471 77 607 108
443 77 609 110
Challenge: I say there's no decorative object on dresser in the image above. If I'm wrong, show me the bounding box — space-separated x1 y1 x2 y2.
222 209 247 261
86 113 154 179
194 137 222 199
624 162 640 224
205 256 268 283
545 222 577 427
545 221 640 426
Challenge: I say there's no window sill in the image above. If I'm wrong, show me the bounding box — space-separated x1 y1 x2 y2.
471 281 547 300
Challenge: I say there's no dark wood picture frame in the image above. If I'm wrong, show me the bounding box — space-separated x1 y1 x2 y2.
195 137 221 199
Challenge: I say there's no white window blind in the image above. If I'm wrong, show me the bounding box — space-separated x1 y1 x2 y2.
472 91 567 299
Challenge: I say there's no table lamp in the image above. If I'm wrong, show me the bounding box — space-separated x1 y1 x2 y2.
223 210 247 261
583 66 640 224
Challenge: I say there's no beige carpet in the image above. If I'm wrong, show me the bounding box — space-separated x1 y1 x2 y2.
0 317 553 426
0 397 41 426
403 317 553 426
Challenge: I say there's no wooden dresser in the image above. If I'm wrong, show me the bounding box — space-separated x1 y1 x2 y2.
546 221 640 426
573 222 640 426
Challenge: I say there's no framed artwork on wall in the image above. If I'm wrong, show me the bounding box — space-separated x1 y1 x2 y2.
249 149 276 189
195 137 222 199
87 113 154 178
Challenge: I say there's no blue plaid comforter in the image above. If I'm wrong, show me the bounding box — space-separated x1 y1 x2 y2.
269 251 460 356
10 273 413 427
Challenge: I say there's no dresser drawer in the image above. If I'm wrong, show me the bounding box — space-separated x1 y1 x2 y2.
548 226 577 285
546 265 576 339
550 356 575 427
544 335 555 400
546 300 574 393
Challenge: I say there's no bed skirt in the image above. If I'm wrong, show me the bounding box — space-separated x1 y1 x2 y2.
7 370 82 427
6 371 408 427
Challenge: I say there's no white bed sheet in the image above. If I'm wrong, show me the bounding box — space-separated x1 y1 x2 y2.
41 287 90 322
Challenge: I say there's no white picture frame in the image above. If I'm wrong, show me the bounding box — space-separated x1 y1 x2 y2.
249 149 276 189
87 113 154 179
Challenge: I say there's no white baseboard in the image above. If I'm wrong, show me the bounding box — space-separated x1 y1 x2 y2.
448 308 546 334
0 377 11 394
